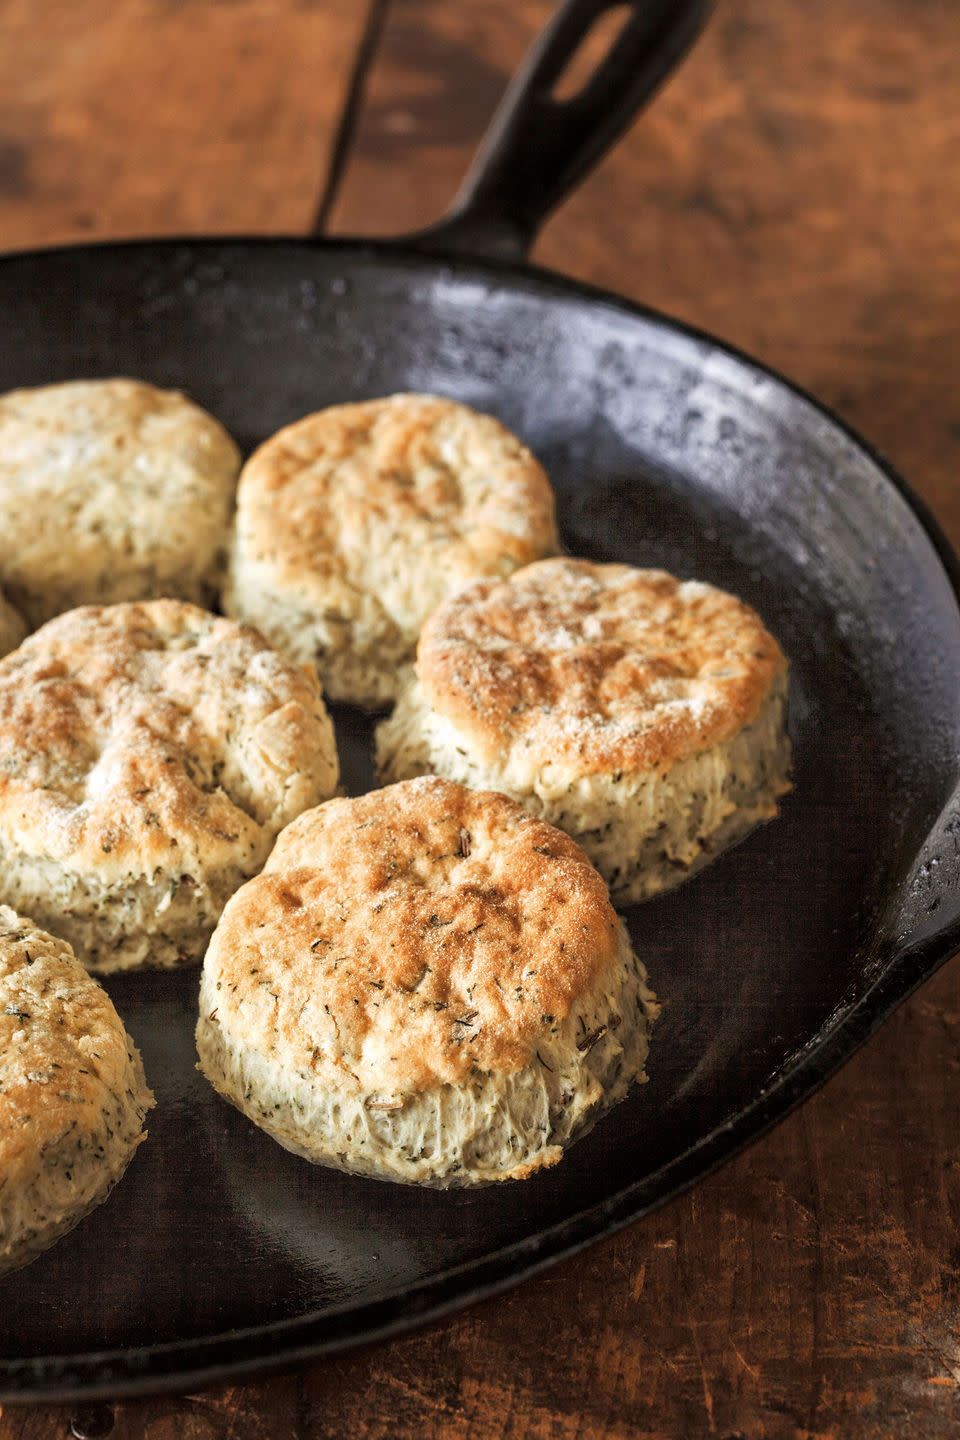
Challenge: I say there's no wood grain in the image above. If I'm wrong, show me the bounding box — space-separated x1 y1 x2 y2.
2 0 960 1436
0 0 372 248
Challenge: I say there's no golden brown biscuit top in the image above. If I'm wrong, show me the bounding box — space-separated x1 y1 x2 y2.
232 394 558 623
416 559 788 777
0 601 338 876
204 777 621 1093
0 907 149 1176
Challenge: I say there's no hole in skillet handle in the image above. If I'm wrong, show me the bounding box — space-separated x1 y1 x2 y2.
551 4 635 103
373 0 713 265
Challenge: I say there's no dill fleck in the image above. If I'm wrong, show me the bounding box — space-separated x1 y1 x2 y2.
458 828 472 858
577 1024 608 1053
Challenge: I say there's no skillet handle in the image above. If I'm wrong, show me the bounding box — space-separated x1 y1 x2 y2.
400 0 712 262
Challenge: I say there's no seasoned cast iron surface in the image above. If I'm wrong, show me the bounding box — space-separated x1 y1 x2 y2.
0 242 957 1394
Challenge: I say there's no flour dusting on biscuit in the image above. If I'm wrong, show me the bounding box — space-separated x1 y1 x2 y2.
225 394 558 707
0 600 339 972
0 906 153 1274
377 558 791 903
197 777 657 1186
0 378 240 625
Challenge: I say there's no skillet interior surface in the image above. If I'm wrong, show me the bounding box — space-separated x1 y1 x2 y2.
1 239 958 1399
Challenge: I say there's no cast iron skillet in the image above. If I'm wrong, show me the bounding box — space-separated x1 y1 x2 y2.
3 0 960 1403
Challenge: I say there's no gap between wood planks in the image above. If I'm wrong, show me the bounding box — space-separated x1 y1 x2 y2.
312 0 392 235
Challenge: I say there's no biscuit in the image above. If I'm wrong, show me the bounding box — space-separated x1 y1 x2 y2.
0 906 153 1275
377 559 791 904
0 600 339 973
196 777 657 1186
0 379 240 625
224 394 559 707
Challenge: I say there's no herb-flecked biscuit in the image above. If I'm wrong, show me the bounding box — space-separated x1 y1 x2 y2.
196 777 657 1186
0 600 339 973
224 394 559 707
376 559 792 904
0 906 153 1275
0 379 241 626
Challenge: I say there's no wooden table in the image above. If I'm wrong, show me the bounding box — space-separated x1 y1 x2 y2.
1 2 959 1435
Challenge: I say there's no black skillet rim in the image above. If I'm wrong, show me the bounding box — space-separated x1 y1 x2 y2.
1 233 958 1402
